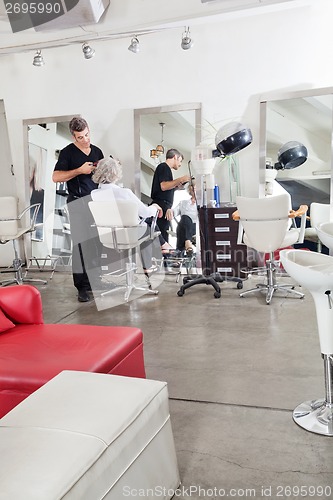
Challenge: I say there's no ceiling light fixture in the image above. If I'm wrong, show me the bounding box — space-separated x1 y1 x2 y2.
82 42 95 59
32 49 45 66
181 26 193 50
150 122 166 158
128 36 140 53
155 122 165 156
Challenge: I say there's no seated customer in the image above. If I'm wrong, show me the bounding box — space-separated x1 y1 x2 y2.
91 158 162 273
172 182 197 255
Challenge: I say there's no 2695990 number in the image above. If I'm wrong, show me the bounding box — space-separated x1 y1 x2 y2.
5 2 62 15
276 485 332 497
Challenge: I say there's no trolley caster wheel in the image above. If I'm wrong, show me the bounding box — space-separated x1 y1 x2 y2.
177 290 184 297
237 282 243 289
214 291 221 298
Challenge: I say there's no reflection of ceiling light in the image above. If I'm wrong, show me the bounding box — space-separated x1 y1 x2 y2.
181 27 193 50
150 149 159 159
150 122 165 158
33 50 45 66
128 36 140 53
82 42 95 59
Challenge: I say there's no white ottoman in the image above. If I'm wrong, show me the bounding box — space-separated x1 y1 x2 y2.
0 371 180 499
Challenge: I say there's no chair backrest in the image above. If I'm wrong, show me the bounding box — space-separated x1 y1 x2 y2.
310 202 330 229
0 197 18 239
88 200 141 249
236 194 292 253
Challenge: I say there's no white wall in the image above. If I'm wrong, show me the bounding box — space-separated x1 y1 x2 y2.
0 0 332 206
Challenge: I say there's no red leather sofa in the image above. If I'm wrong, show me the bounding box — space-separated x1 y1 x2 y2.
0 285 146 418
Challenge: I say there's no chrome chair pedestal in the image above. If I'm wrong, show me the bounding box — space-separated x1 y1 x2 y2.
1 240 47 287
100 257 159 303
293 355 333 436
280 249 333 436
240 257 304 305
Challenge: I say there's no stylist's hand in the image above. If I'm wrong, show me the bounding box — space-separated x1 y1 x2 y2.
80 162 96 174
175 175 191 189
152 203 163 218
165 208 173 221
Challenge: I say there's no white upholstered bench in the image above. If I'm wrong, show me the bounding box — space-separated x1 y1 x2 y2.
0 370 180 499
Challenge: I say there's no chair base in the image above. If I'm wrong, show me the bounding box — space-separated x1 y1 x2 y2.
99 263 158 302
293 399 333 436
0 256 47 287
0 277 48 287
100 283 159 302
239 258 304 304
177 272 243 299
162 252 197 283
240 282 304 305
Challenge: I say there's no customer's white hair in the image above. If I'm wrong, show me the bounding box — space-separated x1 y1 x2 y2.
92 157 122 184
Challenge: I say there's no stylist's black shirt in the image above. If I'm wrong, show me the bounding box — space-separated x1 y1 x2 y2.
150 162 174 208
54 143 103 199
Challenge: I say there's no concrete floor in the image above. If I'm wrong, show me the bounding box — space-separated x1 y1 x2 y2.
34 268 333 500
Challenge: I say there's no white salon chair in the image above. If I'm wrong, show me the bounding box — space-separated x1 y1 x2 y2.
89 199 159 302
316 221 333 254
0 196 47 286
304 202 330 252
235 193 308 304
280 248 333 436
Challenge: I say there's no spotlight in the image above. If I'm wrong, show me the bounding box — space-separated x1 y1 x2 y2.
82 42 95 60
32 50 45 67
181 27 193 50
128 36 140 53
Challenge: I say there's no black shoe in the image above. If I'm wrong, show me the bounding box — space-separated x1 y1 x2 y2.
78 290 91 302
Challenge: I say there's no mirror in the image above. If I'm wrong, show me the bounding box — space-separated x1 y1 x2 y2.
23 116 72 262
134 103 202 204
260 87 333 209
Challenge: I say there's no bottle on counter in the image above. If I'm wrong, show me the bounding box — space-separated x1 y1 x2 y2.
214 184 220 207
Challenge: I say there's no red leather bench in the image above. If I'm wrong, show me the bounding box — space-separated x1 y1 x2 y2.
0 285 146 418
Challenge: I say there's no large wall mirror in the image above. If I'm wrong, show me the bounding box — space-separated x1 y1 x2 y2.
134 103 202 204
23 116 72 262
260 87 333 210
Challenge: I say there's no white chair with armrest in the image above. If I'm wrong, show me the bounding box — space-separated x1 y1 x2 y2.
0 196 47 286
88 199 160 302
234 193 308 304
304 202 330 253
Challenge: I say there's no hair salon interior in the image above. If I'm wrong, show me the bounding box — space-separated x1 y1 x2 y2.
1 0 333 498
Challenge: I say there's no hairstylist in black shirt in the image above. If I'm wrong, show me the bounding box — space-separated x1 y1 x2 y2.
150 148 190 244
52 116 104 302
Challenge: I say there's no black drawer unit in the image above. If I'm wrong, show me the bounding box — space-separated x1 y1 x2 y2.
199 206 247 277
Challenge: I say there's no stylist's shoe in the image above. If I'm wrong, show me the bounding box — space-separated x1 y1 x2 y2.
78 289 91 302
185 246 194 256
143 264 159 275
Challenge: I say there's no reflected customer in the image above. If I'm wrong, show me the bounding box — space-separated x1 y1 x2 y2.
173 182 197 255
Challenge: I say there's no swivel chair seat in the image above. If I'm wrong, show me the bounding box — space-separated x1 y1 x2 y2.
304 203 330 252
280 248 333 436
316 221 333 253
235 193 307 304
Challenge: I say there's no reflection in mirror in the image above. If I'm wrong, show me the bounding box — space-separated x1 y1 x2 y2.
134 103 201 203
261 88 333 210
23 117 72 264
134 103 202 251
